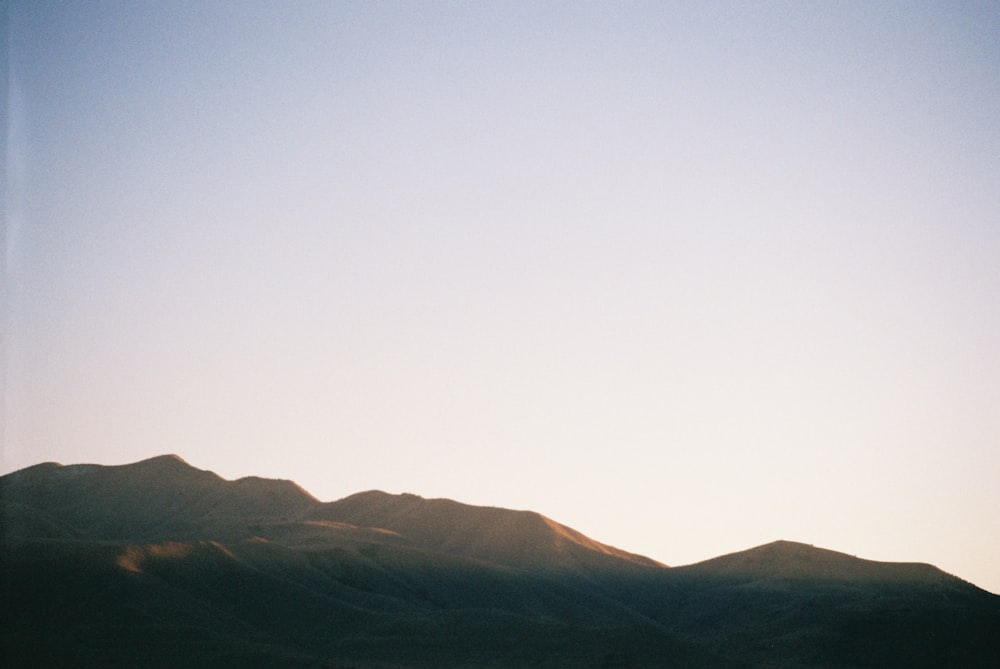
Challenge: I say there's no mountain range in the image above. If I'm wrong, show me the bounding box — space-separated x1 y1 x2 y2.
2 454 998 668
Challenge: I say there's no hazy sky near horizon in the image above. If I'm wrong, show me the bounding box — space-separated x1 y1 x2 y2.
4 2 1000 592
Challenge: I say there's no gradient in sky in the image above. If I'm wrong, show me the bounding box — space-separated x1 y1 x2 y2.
4 2 1000 593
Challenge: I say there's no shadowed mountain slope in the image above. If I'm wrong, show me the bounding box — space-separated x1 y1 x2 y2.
627 540 1000 669
2 455 999 669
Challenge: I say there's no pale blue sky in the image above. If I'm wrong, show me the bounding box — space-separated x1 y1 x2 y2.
5 2 1000 592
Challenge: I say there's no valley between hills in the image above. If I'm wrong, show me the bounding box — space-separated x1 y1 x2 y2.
2 454 998 668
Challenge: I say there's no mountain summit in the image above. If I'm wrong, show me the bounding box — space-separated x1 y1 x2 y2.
2 455 998 668
678 539 955 585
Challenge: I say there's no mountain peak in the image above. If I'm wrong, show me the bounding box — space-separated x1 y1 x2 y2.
153 453 188 463
680 539 954 586
133 453 193 469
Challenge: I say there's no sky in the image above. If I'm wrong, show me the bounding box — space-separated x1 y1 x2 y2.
3 2 999 593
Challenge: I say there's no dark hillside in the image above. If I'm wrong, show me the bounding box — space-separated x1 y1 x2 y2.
2 455 998 668
625 541 1000 668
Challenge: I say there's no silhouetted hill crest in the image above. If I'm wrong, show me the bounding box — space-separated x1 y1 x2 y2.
4 455 999 668
1 458 656 573
0 455 314 541
679 539 963 588
313 489 663 572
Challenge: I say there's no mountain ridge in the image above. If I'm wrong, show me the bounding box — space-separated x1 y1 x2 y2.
1 454 989 588
3 454 998 668
310 488 665 573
